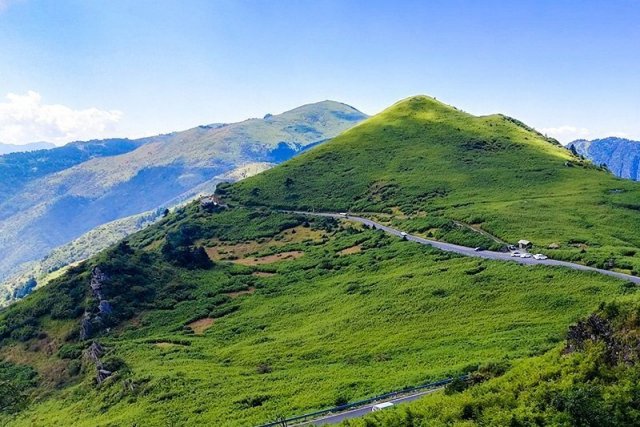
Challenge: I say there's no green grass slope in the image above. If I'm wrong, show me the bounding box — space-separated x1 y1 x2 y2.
0 206 635 426
0 96 639 426
225 96 640 273
346 301 640 427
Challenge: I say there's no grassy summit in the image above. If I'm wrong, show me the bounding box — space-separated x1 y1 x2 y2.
225 95 640 273
0 96 639 426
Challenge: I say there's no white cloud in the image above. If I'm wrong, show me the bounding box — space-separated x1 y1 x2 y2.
0 91 123 145
539 125 591 144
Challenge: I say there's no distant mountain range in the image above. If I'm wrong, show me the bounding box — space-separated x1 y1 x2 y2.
0 101 367 303
0 141 55 155
569 137 640 181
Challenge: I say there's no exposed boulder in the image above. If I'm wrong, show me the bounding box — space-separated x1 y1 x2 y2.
98 300 112 315
90 267 108 300
97 369 113 383
80 313 92 341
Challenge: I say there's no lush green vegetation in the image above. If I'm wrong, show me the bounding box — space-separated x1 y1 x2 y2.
346 301 640 427
1 96 639 426
0 205 634 426
224 96 640 273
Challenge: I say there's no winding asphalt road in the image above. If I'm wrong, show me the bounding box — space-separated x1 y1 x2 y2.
289 211 640 284
293 388 443 426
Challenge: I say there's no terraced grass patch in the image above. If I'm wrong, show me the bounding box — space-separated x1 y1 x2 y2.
187 318 216 335
232 250 305 265
339 244 363 255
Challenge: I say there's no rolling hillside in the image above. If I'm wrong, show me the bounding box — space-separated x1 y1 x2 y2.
570 137 640 181
0 96 639 426
226 96 640 273
0 101 366 294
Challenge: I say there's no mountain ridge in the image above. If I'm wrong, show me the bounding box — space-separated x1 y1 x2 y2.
0 141 55 155
570 137 640 181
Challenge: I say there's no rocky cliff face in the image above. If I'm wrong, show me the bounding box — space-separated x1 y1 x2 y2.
569 138 640 181
81 267 114 384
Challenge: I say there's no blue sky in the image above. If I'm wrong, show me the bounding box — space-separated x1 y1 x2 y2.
0 0 638 145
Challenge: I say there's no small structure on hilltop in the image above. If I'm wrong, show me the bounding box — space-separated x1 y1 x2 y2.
200 195 227 211
518 239 532 250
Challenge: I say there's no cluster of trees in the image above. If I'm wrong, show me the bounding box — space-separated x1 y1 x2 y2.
161 225 212 269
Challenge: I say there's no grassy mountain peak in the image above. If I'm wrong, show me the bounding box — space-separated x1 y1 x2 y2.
224 95 640 272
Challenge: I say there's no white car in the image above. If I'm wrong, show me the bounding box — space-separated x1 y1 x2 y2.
372 402 394 412
510 251 521 257
400 231 408 237
533 254 548 260
520 253 532 258
339 212 348 217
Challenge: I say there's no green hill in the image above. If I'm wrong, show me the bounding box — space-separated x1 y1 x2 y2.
0 96 639 426
225 96 640 273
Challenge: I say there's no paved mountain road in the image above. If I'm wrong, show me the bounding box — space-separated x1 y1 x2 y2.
292 388 442 426
288 211 640 285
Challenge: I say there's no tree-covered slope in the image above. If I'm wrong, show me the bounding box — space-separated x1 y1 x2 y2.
225 96 640 273
570 137 640 181
0 101 366 287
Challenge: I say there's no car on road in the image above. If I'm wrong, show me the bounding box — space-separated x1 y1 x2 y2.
510 251 521 257
520 253 533 258
372 402 394 412
474 247 484 252
339 212 348 217
400 231 408 237
533 254 548 260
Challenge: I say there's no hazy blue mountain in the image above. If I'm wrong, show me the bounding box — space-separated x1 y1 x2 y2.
569 137 640 181
0 138 154 205
0 101 366 291
0 141 55 155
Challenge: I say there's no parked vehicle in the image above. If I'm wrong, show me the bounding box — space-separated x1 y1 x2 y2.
400 232 408 237
508 245 517 251
520 253 533 258
372 402 394 412
533 254 548 260
510 251 521 257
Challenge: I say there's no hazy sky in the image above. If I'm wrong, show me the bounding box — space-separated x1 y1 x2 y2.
0 0 638 145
